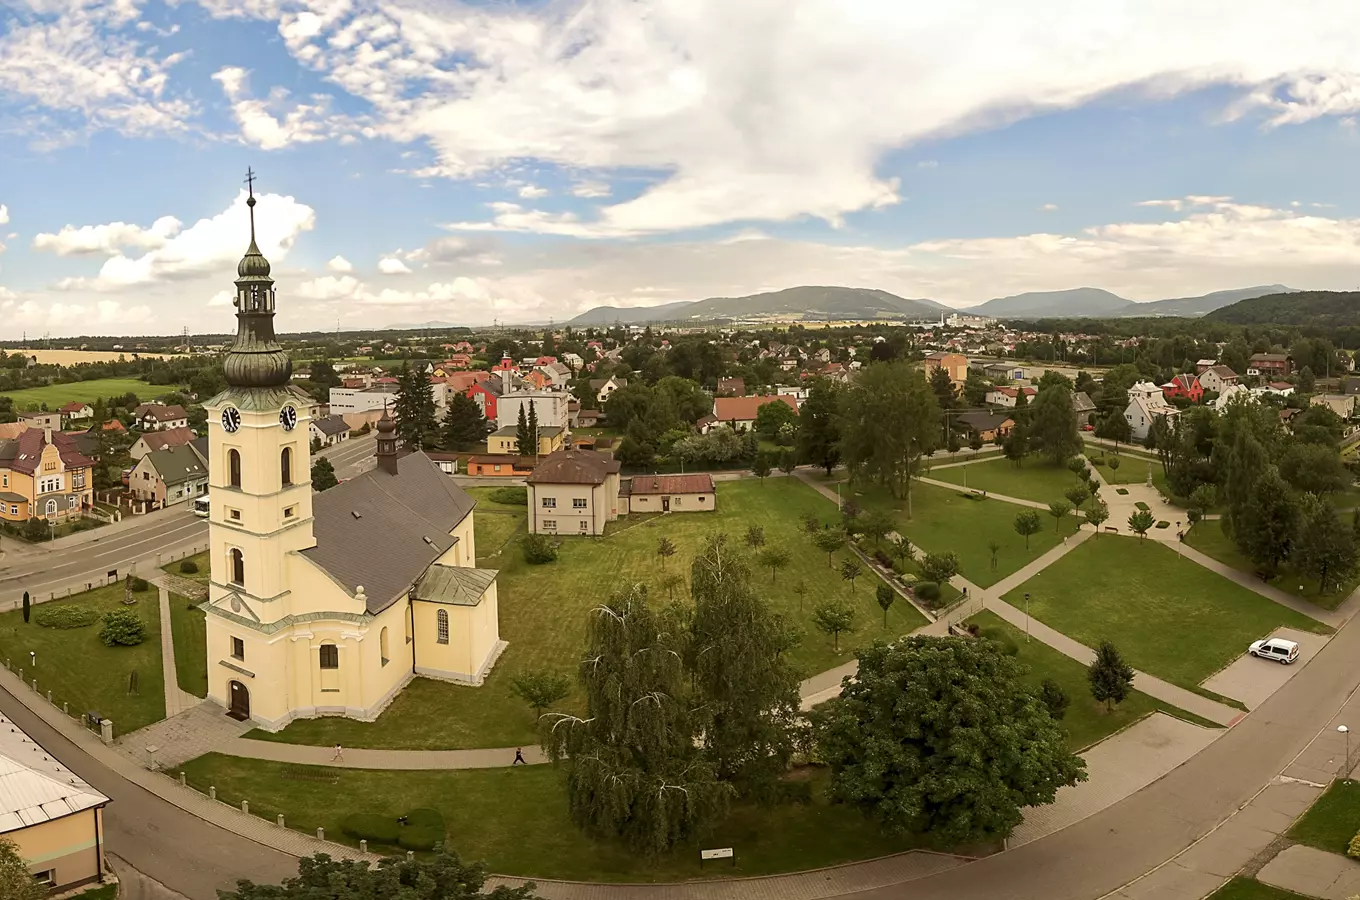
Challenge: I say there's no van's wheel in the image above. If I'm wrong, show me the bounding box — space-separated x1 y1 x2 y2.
1280 657 1290 664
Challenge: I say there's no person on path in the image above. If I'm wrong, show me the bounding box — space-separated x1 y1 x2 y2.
513 747 526 765
332 744 344 762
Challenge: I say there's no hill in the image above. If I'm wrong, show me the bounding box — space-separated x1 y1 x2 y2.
566 286 945 325
968 288 1130 318
1204 290 1360 326
1119 285 1297 317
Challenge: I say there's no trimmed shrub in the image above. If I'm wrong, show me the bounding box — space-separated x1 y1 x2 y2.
872 550 892 568
130 576 150 592
913 581 941 604
521 533 558 565
489 486 528 506
405 807 445 829
1116 488 1130 496
1348 828 1360 860
34 605 99 629
896 571 917 585
99 609 146 647
1155 520 1171 529
1134 501 1150 511
341 814 400 844
179 559 199 575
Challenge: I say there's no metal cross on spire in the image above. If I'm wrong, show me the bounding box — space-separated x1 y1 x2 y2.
244 166 258 242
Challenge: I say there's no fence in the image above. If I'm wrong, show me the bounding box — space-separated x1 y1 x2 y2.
0 542 209 612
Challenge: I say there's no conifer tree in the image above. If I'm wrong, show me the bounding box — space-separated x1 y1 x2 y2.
442 392 488 451
515 405 531 456
526 401 540 456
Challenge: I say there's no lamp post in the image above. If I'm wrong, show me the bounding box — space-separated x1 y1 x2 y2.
1340 725 1351 779
1025 592 1031 643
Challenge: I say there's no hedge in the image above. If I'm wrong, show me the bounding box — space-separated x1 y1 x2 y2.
914 581 941 603
1348 829 1360 860
34 606 100 629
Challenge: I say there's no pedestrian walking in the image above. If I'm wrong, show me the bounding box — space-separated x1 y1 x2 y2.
332 744 344 762
513 747 526 765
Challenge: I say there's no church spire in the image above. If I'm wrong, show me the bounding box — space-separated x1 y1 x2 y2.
222 167 292 389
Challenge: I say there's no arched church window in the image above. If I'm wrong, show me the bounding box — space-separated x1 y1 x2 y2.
281 447 292 486
436 609 449 644
228 449 241 488
229 548 244 587
380 627 390 666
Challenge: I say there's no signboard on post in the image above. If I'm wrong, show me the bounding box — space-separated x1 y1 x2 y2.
700 848 734 868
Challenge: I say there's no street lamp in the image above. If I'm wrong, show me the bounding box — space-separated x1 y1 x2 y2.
1340 725 1351 780
1025 592 1031 643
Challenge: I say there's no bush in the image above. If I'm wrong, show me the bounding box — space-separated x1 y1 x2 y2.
1039 678 1070 720
1155 520 1171 529
489 487 528 506
1134 501 1150 511
896 571 917 585
34 605 99 629
913 581 941 604
341 814 400 844
98 609 146 647
521 533 558 565
980 626 1019 656
1115 488 1130 496
1348 828 1360 860
775 780 814 805
872 550 893 568
130 576 150 592
24 517 48 542
405 807 445 829
179 559 199 575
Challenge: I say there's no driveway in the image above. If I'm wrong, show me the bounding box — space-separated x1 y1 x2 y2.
1201 627 1331 708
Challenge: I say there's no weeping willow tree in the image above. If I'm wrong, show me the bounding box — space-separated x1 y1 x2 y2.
542 584 731 854
689 535 801 799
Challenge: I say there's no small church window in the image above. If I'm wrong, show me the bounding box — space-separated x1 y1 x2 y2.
228 449 242 488
229 548 244 587
380 627 390 666
436 609 449 644
281 447 293 486
319 644 339 669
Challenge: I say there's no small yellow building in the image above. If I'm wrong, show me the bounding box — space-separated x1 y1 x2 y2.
0 713 109 892
198 186 504 731
625 474 717 514
524 449 622 535
487 425 565 457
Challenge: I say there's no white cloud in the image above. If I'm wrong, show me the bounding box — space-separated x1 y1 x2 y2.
327 255 354 272
34 216 182 256
917 160 939 169
570 181 611 199
377 256 412 274
517 184 549 199
0 206 8 226
1039 203 1059 212
208 289 233 307
211 65 352 150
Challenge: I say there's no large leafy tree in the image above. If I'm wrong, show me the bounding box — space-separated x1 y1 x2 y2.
219 850 538 900
838 361 941 515
1029 383 1081 464
0 837 44 900
542 585 731 853
441 391 488 451
928 366 956 410
755 400 798 439
310 456 338 491
688 537 800 798
797 377 842 475
817 638 1085 844
1293 494 1359 594
1233 467 1299 576
1279 443 1350 495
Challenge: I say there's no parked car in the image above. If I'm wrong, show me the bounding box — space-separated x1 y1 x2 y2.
1248 637 1299 664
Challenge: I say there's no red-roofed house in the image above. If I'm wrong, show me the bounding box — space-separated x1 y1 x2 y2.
984 386 1037 408
58 401 94 425
625 474 716 514
711 395 799 433
129 425 197 460
1161 374 1204 403
0 428 95 523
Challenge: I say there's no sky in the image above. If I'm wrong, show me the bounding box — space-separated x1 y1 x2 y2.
3 0 1360 338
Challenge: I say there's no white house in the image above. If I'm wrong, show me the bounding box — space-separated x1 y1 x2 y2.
310 415 351 447
1197 365 1239 395
1212 382 1254 412
1124 381 1179 441
133 404 188 431
589 376 628 405
1251 382 1295 399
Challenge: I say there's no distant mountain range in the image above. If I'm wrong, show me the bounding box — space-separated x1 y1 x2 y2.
962 285 1298 319
1205 290 1360 326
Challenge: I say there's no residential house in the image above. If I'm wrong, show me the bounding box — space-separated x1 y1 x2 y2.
129 425 196 460
923 351 969 383
711 395 799 433
443 371 493 394
58 402 93 425
717 377 745 396
1248 353 1292 377
0 428 95 522
466 379 504 421
1311 394 1358 420
1251 382 1296 399
0 712 109 893
625 474 716 514
128 445 209 507
536 362 573 389
18 411 61 432
0 422 28 441
576 409 603 428
446 354 474 370
1161 374 1204 403
589 375 628 404
90 419 125 435
1195 359 1217 373
985 386 1037 408
1124 381 1179 441
523 370 552 391
487 425 566 457
1072 391 1098 425
525 449 623 535
1197 365 1239 395
1212 383 1254 412
562 352 584 369
133 404 189 431
495 375 571 434
310 415 351 448
956 410 1015 443
466 455 537 477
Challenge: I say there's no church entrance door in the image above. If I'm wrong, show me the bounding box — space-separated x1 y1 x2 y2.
228 681 250 720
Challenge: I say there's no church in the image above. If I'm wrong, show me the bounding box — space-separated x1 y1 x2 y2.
200 178 504 731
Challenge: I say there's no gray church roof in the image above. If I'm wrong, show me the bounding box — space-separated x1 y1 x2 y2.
301 452 476 613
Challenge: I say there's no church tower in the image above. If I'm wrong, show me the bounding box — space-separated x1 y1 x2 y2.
202 170 317 719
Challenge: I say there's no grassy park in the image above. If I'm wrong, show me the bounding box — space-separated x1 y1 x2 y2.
1003 536 1332 692
1285 778 1360 856
966 611 1218 751
931 455 1087 506
162 553 210 697
178 754 930 881
0 376 157 410
0 583 165 732
1185 521 1360 611
247 479 928 750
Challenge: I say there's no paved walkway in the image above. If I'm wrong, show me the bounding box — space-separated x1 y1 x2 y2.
218 738 549 770
1176 539 1349 628
1258 844 1360 899
918 475 1051 511
156 587 202 720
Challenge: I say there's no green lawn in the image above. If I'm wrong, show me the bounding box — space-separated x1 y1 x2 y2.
164 551 211 585
1186 521 1359 611
1004 536 1332 692
931 455 1086 506
0 377 160 411
966 611 1219 751
247 479 928 750
850 481 1066 588
177 754 930 881
1207 877 1314 900
464 488 528 564
0 583 165 733
1286 778 1360 856
169 596 208 698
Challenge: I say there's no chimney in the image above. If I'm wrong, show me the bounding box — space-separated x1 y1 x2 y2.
43 424 52 444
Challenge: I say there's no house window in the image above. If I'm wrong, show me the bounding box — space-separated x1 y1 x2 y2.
228 449 242 488
699 496 707 503
229 548 245 587
436 609 449 644
73 470 86 489
8 505 16 515
380 627 390 666
32 870 55 886
231 637 245 661
572 498 587 509
44 499 57 517
673 497 682 507
229 508 241 521
38 475 62 494
319 643 339 669
579 519 589 532
542 497 556 508
281 447 293 486
284 506 296 519
542 519 557 530
68 496 78 510
493 465 501 472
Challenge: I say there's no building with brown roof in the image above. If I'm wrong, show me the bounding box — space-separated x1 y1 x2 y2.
923 351 969 383
626 473 716 514
129 425 197 460
133 403 189 431
0 427 95 523
524 449 622 535
711 395 799 433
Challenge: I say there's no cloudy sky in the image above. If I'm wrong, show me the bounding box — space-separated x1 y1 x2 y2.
2 0 1360 337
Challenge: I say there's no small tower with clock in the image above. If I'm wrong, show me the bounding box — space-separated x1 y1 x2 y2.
202 170 318 720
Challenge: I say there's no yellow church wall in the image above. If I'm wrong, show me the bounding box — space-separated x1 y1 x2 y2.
412 581 502 684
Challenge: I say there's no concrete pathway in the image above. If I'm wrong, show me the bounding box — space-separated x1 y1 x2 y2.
156 587 202 721
918 475 1051 511
1258 844 1360 899
116 702 252 769
218 738 549 770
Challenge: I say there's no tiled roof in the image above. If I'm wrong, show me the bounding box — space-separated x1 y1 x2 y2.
1250 353 1289 362
0 430 94 475
135 403 188 422
957 410 1013 432
301 452 476 613
140 426 196 452
0 713 107 835
713 395 798 422
525 449 620 485
628 474 715 495
58 401 88 414
1072 391 1097 412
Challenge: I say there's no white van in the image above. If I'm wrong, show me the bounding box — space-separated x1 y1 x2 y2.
1248 637 1299 664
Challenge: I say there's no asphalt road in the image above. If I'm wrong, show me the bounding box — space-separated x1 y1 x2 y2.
321 432 377 480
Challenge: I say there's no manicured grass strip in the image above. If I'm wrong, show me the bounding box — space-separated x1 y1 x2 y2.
0 583 165 732
967 611 1219 751
1185 521 1357 612
1207 877 1315 900
178 754 926 882
1002 536 1331 692
1286 778 1360 856
163 551 211 585
0 376 164 410
169 596 208 698
252 479 927 750
931 455 1085 506
852 481 1065 588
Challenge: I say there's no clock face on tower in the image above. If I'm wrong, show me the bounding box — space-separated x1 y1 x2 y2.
280 406 297 431
221 407 242 433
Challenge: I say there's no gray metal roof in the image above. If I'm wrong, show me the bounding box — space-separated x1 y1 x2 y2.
0 713 107 834
411 565 497 606
313 415 349 436
301 452 476 613
146 445 208 486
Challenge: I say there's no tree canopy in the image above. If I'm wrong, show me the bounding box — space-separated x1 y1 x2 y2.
219 850 539 900
838 361 940 512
